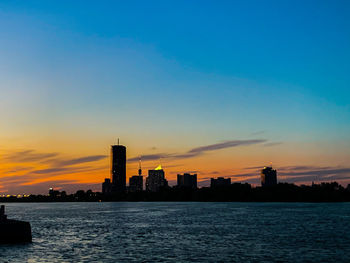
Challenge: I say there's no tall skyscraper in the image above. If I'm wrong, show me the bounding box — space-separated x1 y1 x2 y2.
177 173 197 189
146 165 168 192
261 166 277 186
111 142 126 192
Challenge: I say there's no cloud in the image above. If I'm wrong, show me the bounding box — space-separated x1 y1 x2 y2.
280 167 350 178
209 165 350 186
262 142 283 147
248 165 350 176
0 165 102 184
31 167 73 174
281 165 332 171
169 170 199 175
128 139 267 162
53 155 107 166
2 166 33 174
244 166 265 170
0 148 110 194
1 151 107 180
2 149 106 167
230 172 259 179
188 140 266 154
128 153 166 162
171 152 200 159
29 165 105 177
244 165 350 184
2 150 59 163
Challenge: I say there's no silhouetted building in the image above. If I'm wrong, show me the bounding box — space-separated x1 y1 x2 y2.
129 176 143 192
210 177 231 188
261 166 277 186
102 178 112 194
111 143 126 192
48 188 60 197
146 165 168 192
177 173 197 189
129 157 143 192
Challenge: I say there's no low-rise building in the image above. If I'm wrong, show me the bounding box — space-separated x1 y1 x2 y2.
210 177 231 188
177 173 197 189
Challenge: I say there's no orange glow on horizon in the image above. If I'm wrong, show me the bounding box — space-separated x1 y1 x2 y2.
0 139 349 195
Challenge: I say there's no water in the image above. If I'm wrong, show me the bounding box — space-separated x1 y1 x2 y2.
0 202 349 262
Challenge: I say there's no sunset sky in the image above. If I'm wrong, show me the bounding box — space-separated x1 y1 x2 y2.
1 0 350 194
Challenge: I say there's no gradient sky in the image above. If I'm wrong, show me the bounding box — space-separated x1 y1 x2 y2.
1 0 350 194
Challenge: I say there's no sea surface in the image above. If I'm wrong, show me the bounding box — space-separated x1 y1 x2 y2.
0 202 349 262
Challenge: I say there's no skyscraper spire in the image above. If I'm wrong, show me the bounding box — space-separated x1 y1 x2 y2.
138 156 142 176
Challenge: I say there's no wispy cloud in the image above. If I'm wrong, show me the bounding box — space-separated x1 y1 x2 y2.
244 166 265 170
1 150 106 167
241 165 350 185
2 150 59 163
281 165 332 171
128 139 267 162
0 165 103 184
280 167 350 178
2 166 33 174
0 148 109 194
128 153 165 162
188 140 266 154
52 155 107 166
169 170 200 175
262 142 283 147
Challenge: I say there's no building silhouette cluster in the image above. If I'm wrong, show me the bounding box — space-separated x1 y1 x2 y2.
101 142 217 194
102 142 278 195
1 142 350 202
2 180 350 202
102 142 170 194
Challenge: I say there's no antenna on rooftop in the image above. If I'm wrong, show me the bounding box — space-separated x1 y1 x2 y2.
117 138 120 145
138 156 142 176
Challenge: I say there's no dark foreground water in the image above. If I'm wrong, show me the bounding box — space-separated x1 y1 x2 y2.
0 202 349 262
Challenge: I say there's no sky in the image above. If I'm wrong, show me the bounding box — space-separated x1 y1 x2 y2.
0 0 350 194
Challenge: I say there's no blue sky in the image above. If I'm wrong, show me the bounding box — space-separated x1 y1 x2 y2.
0 0 349 193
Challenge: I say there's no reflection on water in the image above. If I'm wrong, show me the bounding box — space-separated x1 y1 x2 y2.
0 202 349 262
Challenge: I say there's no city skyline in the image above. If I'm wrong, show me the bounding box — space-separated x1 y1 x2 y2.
1 1 350 194
1 139 350 194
